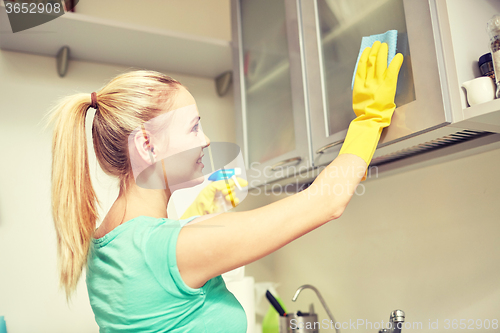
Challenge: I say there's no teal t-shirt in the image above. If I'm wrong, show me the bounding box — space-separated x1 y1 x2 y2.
86 215 247 333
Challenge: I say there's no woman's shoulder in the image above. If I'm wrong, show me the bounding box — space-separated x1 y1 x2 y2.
91 215 201 247
93 215 151 237
91 215 162 247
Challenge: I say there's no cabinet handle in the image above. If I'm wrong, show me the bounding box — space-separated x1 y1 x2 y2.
270 157 302 171
316 139 344 154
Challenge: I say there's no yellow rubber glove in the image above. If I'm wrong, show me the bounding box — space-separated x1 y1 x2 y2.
339 41 404 181
180 177 249 219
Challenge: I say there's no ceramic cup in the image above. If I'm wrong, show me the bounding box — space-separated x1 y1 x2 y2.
462 76 496 106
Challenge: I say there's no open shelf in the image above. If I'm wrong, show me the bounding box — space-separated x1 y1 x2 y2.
463 98 500 119
0 4 232 79
459 98 500 133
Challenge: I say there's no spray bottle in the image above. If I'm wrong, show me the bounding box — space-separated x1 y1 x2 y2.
208 167 243 213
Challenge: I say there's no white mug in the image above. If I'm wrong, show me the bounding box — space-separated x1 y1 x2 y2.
462 76 496 106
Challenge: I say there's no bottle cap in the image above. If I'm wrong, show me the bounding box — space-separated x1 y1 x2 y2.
479 53 492 67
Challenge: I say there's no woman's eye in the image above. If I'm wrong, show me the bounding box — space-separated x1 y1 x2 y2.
192 123 199 132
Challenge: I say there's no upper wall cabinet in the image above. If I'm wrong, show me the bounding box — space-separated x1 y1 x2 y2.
231 0 450 187
300 0 451 167
232 0 500 187
231 0 313 187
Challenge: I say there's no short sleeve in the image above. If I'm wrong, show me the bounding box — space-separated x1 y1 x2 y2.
143 216 202 297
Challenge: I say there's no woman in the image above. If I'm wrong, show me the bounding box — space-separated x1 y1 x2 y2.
47 41 403 332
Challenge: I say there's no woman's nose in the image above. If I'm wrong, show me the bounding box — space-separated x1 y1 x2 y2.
203 133 211 148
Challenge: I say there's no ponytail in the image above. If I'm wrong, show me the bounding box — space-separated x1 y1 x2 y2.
46 94 99 301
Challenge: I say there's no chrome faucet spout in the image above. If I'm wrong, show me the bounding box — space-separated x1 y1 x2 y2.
292 284 340 333
389 310 405 333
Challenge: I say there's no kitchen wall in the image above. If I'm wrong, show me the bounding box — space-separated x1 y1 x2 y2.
243 146 500 332
0 13 234 332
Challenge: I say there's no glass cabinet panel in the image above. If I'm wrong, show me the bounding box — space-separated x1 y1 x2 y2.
317 0 416 137
240 0 296 164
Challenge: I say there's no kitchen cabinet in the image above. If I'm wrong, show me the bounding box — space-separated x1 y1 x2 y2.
300 0 455 168
231 0 313 188
302 0 440 167
232 0 451 187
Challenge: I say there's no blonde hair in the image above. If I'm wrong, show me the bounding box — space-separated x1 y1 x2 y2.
45 70 182 301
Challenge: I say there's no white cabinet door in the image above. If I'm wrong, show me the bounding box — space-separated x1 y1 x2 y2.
231 0 313 188
301 0 450 167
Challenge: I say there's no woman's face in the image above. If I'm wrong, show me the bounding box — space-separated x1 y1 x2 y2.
131 86 211 191
162 87 210 190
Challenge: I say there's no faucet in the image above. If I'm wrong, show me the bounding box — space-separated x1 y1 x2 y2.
379 310 405 333
292 284 340 333
389 310 405 333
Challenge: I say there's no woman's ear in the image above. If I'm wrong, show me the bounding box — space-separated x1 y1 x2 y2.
134 130 156 165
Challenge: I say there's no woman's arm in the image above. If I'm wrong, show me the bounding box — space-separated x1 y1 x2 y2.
177 153 367 289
